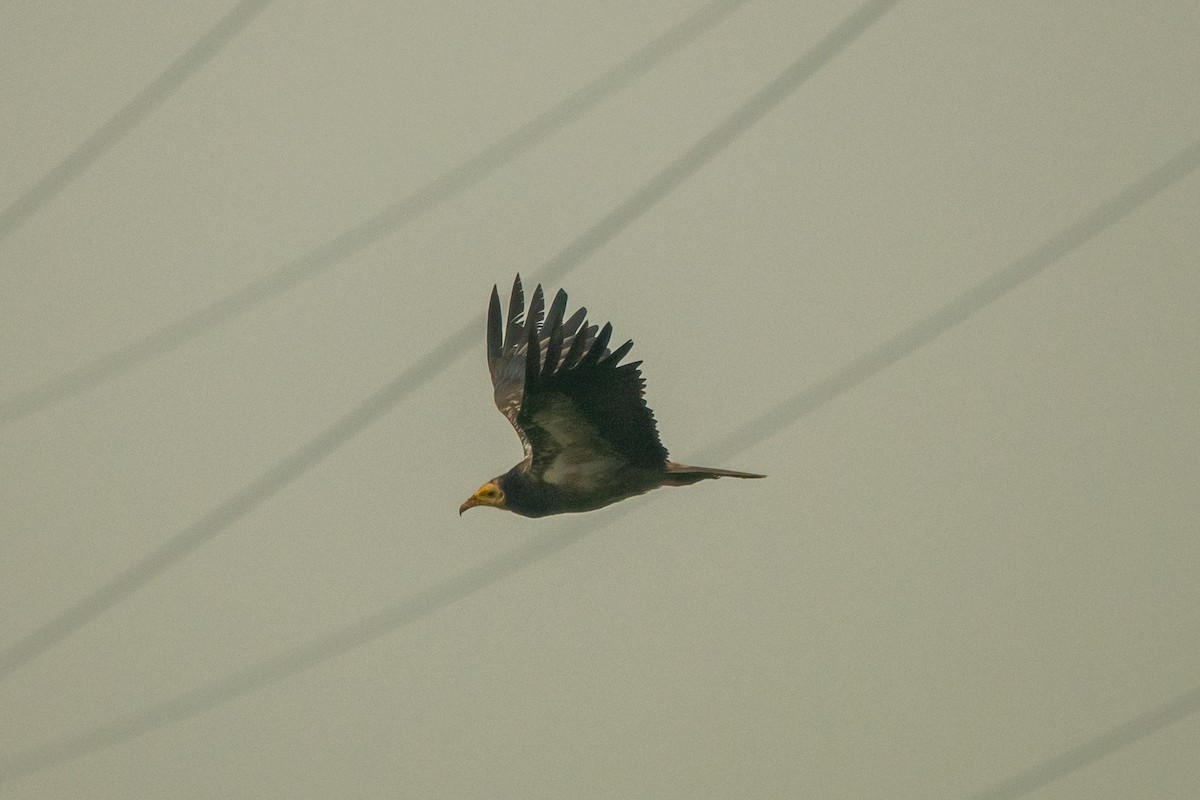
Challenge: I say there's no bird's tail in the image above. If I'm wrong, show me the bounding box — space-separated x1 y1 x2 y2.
662 461 766 486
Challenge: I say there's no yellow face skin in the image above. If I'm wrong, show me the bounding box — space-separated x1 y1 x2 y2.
459 482 507 515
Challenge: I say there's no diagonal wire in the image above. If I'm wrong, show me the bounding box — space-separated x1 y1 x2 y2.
700 135 1200 463
0 0 274 244
964 684 1200 800
1 127 1195 787
0 0 898 681
0 0 751 425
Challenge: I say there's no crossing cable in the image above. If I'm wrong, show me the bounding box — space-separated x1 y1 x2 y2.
0 0 274 244
0 0 899 680
964 683 1200 800
702 136 1200 460
2 130 1195 786
0 0 753 425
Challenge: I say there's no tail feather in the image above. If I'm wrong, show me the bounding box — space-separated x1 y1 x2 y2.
663 461 766 486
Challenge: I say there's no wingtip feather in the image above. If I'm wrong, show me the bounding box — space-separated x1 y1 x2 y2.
487 285 503 363
583 322 613 365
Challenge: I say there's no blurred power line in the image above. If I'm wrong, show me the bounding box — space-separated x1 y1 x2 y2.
2 126 1195 788
0 0 752 425
696 135 1200 465
0 0 897 681
0 0 274 244
964 684 1200 800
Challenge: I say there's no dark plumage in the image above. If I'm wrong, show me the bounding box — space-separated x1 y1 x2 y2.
460 275 764 518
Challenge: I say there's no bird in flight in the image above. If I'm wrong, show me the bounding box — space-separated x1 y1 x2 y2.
461 275 764 518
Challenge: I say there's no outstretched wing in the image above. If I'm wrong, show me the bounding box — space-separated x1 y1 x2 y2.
488 275 587 457
486 275 668 480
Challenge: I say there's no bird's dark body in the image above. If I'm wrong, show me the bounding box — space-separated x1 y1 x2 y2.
460 275 763 518
496 463 657 517
497 460 758 517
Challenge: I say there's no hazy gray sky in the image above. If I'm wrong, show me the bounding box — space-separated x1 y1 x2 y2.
2 2 1198 797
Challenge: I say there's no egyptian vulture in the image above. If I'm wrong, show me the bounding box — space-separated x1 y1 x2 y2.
460 276 764 518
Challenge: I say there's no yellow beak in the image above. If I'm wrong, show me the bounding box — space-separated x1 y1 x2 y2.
460 482 505 515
